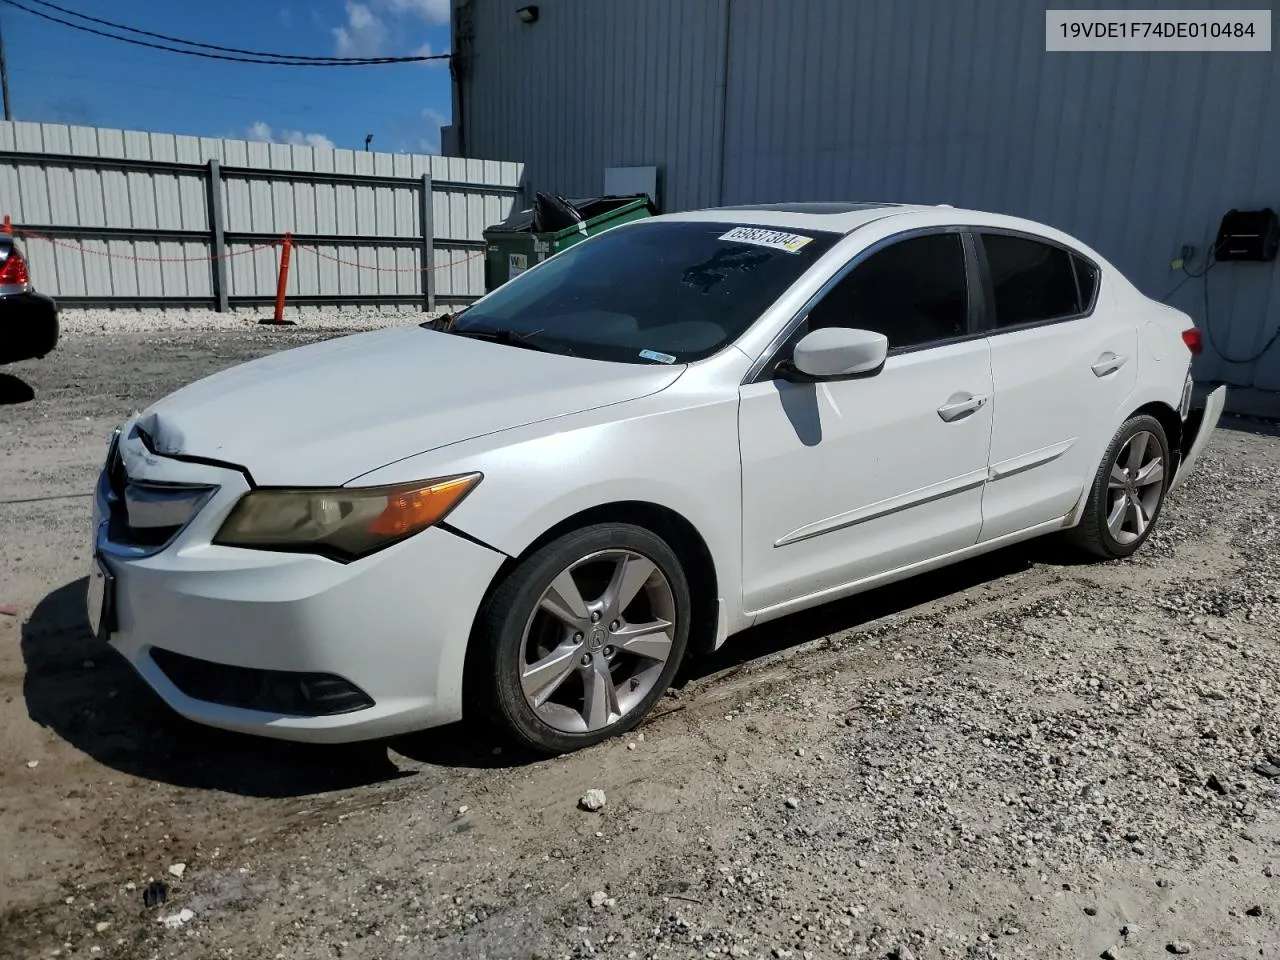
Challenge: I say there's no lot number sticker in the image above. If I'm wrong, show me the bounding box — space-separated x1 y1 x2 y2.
719 226 814 254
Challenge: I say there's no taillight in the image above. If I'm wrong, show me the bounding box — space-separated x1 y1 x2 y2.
1181 328 1203 355
0 248 29 286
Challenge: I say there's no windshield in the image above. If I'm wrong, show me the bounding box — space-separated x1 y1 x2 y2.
448 220 840 363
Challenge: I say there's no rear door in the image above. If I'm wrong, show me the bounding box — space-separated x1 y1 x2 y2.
975 231 1138 542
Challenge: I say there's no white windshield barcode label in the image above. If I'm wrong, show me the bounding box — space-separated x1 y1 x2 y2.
719 227 815 254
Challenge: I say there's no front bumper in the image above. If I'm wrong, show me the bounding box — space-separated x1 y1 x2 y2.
0 290 59 364
90 425 507 743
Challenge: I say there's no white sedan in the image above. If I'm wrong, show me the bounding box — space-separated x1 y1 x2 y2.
87 203 1225 754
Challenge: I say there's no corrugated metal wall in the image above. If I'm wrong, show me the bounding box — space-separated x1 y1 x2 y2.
0 121 524 309
459 0 1280 416
460 0 726 214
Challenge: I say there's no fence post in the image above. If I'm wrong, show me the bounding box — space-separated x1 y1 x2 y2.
420 172 436 313
206 159 229 312
273 231 292 323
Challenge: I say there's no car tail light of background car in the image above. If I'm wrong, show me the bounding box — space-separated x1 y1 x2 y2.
0 246 31 288
1181 328 1203 355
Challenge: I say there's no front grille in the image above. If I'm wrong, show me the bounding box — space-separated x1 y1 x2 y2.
149 648 375 717
102 444 215 551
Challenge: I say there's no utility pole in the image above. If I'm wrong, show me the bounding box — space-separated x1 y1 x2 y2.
0 16 12 121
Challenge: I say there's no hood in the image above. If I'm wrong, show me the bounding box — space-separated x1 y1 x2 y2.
136 326 684 486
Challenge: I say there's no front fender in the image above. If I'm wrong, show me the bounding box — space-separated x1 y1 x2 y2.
351 392 748 630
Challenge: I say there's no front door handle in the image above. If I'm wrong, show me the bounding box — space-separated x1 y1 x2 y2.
937 393 989 422
1091 352 1128 377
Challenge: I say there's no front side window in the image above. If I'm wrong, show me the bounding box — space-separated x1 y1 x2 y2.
445 221 840 363
981 233 1088 327
806 232 969 350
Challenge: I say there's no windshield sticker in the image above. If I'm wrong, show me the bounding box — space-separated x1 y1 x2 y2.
639 349 677 364
718 226 814 254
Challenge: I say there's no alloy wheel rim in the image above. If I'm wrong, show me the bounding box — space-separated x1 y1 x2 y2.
519 549 676 734
1105 430 1164 545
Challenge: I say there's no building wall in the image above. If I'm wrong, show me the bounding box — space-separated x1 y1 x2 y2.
457 0 1280 415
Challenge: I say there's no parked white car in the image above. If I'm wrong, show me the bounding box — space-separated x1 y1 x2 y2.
88 203 1225 753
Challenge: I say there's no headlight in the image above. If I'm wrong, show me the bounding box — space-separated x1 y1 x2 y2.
213 473 481 560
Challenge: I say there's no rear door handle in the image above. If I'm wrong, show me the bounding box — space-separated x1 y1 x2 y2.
937 393 989 422
1091 352 1128 377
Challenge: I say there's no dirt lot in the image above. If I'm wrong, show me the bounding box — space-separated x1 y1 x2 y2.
1 328 1278 960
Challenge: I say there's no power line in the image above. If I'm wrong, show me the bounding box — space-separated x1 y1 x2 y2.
19 0 428 63
0 0 450 66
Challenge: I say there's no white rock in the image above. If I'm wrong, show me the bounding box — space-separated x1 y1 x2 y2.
160 908 195 929
457 805 469 816
579 789 607 812
167 863 186 879
94 921 110 933
26 760 38 769
589 890 611 908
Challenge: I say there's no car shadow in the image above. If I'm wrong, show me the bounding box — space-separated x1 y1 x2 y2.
20 579 420 797
21 537 1068 791
680 539 1054 683
1219 412 1280 438
0 372 36 405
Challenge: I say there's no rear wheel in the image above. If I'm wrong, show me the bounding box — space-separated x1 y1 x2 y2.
1066 414 1170 559
469 523 690 754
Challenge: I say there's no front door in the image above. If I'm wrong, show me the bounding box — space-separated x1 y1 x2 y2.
738 231 995 618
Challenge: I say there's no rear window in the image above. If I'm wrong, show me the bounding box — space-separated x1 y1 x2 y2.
450 221 840 363
981 233 1089 328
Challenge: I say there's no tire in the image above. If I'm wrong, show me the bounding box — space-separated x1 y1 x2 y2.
468 522 691 754
1065 414 1171 560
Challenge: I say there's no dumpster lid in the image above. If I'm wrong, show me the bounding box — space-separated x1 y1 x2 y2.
491 193 657 233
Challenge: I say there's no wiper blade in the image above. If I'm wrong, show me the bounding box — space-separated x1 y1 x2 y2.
447 327 561 354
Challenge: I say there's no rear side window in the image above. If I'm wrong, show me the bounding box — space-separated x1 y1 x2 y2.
1072 254 1099 308
981 233 1087 328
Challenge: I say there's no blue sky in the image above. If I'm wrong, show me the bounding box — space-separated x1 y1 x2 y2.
0 0 453 153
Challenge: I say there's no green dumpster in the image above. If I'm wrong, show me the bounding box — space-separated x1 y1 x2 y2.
483 193 656 292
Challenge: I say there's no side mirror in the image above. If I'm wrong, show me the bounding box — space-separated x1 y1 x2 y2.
787 327 888 379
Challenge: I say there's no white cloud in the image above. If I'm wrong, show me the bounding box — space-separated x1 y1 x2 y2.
333 2 388 58
246 122 336 151
379 0 450 24
332 0 448 59
285 131 337 149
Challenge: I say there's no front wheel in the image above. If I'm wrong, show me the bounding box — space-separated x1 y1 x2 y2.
468 523 691 754
1066 414 1171 559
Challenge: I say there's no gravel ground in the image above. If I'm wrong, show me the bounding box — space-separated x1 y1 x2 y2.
57 306 445 336
1 328 1278 960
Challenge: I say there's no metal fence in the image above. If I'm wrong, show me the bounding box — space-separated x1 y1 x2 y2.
0 121 525 311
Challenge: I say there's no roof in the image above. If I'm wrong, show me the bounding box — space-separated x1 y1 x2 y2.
661 201 938 234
